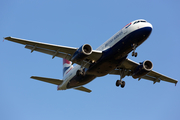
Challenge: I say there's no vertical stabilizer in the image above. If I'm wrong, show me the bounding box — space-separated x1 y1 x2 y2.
63 59 73 77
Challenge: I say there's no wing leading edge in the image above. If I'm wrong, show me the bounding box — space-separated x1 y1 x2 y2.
109 59 178 85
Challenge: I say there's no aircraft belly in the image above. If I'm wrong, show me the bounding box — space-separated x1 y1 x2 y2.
66 75 96 89
87 56 127 76
87 27 152 77
67 27 153 88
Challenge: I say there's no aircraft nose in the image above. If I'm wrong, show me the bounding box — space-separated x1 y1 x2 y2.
144 23 153 35
147 23 153 32
149 22 153 28
147 26 152 33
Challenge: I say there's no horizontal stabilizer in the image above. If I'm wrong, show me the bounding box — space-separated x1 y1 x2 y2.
31 76 63 85
74 86 92 93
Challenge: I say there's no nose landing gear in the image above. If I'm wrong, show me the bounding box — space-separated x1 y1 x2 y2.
132 51 138 57
132 43 138 57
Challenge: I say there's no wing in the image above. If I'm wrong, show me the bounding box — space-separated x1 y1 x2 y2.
73 86 92 93
109 58 178 85
5 37 102 68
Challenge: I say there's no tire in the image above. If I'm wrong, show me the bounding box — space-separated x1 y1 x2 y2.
76 70 81 76
132 52 134 56
135 52 137 57
116 80 121 87
121 81 125 88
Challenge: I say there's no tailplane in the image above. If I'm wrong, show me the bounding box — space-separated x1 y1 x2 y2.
63 58 73 77
31 76 63 85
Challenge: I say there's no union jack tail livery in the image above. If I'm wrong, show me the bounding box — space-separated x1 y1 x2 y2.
63 58 73 77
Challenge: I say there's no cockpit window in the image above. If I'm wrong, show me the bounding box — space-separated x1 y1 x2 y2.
133 20 146 24
133 21 139 24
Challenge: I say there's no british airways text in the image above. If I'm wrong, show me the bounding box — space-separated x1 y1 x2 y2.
105 31 123 47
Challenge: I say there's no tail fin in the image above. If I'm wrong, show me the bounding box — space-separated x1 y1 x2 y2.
63 59 73 77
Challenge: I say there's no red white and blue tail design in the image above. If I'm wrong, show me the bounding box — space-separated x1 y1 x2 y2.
63 59 73 77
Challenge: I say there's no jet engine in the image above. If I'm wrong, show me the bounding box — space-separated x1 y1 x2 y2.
132 60 153 79
71 44 92 63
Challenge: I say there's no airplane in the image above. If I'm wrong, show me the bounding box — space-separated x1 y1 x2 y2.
4 19 178 93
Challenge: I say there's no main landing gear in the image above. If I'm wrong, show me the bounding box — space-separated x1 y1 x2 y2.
132 43 138 57
76 69 85 76
116 80 125 88
116 69 126 88
132 51 137 57
76 62 87 77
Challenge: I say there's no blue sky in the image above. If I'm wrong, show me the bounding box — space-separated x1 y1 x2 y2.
1 0 180 120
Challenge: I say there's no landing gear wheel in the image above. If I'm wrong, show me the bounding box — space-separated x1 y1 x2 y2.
116 80 121 87
132 52 135 56
121 81 125 88
134 52 137 57
76 70 80 76
132 52 138 57
116 80 125 88
76 70 84 76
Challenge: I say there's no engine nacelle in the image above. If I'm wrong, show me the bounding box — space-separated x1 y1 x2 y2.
71 44 92 63
132 60 153 79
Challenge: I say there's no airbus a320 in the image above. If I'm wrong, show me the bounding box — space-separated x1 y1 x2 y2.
5 19 178 93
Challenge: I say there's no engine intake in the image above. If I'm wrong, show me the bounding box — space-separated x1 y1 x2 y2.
132 60 153 79
71 44 92 63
